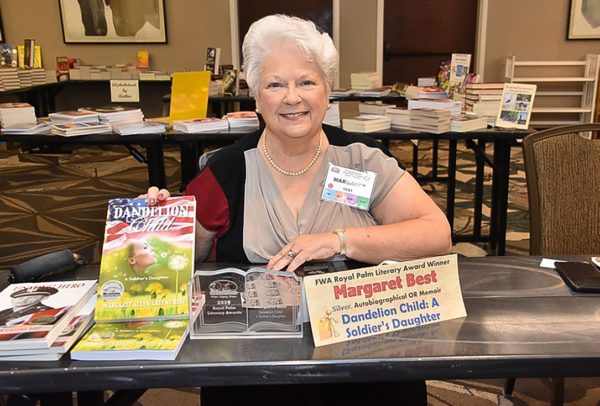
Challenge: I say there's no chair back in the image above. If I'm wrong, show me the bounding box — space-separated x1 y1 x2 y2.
523 123 600 255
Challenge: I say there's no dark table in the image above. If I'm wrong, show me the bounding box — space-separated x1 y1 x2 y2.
165 127 530 255
0 255 598 395
1 133 167 189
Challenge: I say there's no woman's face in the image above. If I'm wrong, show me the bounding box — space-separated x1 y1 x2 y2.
255 41 329 141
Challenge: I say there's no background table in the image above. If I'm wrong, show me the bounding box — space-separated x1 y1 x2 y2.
0 255 597 395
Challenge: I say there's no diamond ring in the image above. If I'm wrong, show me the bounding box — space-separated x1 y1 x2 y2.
287 250 297 259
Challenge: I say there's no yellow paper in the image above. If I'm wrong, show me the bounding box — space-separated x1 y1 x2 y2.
303 254 467 347
169 71 210 125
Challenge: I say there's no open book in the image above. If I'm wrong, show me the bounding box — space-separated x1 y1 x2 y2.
189 268 303 339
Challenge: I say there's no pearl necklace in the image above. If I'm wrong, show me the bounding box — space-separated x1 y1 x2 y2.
262 130 323 176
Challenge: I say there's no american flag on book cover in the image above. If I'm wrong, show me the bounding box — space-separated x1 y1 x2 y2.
103 196 196 251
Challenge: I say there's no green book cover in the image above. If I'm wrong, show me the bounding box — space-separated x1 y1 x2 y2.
95 197 196 322
71 320 189 361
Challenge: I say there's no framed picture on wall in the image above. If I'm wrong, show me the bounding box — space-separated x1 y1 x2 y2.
568 0 600 39
59 0 167 43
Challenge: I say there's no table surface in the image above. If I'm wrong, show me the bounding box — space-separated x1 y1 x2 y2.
0 255 599 393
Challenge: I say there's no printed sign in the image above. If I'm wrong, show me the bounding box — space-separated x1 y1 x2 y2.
110 80 140 103
303 254 466 347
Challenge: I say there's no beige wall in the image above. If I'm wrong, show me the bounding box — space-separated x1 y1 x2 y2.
0 0 232 72
3 0 595 86
484 0 600 81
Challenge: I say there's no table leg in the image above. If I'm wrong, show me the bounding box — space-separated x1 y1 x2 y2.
432 139 439 178
412 142 419 178
446 139 457 236
144 141 166 189
490 140 512 256
179 141 201 190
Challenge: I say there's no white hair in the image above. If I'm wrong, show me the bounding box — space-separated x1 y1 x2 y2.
242 14 339 94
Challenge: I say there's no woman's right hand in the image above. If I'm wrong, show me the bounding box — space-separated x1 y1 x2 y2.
139 186 171 206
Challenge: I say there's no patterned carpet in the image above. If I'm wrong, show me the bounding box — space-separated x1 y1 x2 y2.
0 139 529 269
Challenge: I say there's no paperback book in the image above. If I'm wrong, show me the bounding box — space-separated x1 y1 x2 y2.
0 295 95 360
495 83 537 129
71 319 189 361
0 280 97 350
189 267 303 339
95 196 196 323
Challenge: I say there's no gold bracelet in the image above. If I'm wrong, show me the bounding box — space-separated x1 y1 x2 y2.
333 228 347 256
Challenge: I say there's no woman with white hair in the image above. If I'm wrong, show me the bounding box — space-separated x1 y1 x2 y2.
146 14 451 404
148 14 451 273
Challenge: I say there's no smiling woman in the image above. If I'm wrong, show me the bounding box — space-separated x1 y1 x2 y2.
142 15 451 404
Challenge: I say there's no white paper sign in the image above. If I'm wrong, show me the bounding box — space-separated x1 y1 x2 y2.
110 80 140 103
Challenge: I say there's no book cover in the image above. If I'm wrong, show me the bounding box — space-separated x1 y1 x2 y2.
71 319 189 361
136 51 150 69
190 267 302 339
449 53 471 95
95 197 196 323
495 83 537 129
0 280 97 350
221 67 237 95
205 47 221 75
0 295 95 360
0 45 18 68
169 71 211 125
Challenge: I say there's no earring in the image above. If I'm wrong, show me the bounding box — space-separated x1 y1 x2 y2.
327 103 331 109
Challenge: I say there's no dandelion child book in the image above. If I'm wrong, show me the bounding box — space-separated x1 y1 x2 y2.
95 196 196 323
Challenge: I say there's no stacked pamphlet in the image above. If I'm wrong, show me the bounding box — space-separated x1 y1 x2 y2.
407 98 462 117
358 102 397 116
410 109 452 134
0 102 37 127
0 280 97 359
173 117 229 133
1 119 51 134
385 107 411 130
342 114 391 133
330 88 356 97
224 111 260 130
404 85 448 100
358 86 392 97
450 113 489 132
189 267 303 339
79 105 166 136
112 122 167 136
49 110 100 124
71 196 196 360
51 122 112 137
464 83 504 126
350 72 381 90
323 102 341 127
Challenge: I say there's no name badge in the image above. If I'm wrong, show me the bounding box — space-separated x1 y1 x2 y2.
321 163 376 210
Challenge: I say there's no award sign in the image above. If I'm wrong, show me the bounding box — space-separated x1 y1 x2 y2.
303 254 466 347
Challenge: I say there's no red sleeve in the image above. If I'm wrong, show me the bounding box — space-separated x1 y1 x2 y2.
184 167 230 238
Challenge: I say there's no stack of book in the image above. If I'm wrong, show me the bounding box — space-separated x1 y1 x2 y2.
1 119 51 135
330 88 356 97
323 102 341 127
0 68 21 91
358 102 397 116
16 70 33 87
49 111 112 136
79 105 144 125
342 115 391 132
31 68 47 86
0 280 97 361
350 72 381 90
410 109 452 134
0 102 37 127
404 85 448 100
464 83 504 126
385 107 411 130
224 111 260 130
450 113 489 132
49 110 100 124
71 196 196 360
358 86 392 97
173 117 229 133
112 121 167 136
407 98 462 117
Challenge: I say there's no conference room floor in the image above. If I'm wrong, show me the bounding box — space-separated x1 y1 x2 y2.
2 139 597 405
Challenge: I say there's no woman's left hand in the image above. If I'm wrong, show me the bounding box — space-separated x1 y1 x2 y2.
267 233 341 272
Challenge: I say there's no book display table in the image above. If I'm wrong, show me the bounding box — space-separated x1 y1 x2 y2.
0 256 599 402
